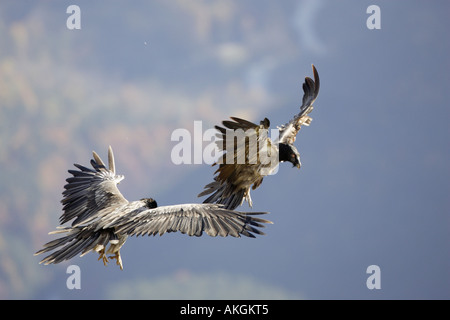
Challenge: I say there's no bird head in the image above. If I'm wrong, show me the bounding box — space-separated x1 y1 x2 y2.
141 198 158 209
279 143 301 169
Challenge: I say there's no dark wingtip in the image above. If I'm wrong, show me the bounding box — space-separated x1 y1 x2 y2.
312 64 320 97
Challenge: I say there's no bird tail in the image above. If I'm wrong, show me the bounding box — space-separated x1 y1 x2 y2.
34 226 119 265
198 179 248 210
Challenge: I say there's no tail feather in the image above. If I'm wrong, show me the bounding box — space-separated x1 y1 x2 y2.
35 226 118 265
199 180 246 210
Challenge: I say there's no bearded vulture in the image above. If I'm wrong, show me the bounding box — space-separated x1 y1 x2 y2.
198 65 320 210
35 146 271 270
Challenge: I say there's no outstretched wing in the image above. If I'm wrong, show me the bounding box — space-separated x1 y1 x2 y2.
198 117 278 210
101 202 272 238
59 146 128 226
277 64 320 145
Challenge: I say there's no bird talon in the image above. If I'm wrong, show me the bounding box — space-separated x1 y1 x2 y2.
108 253 123 270
97 249 109 266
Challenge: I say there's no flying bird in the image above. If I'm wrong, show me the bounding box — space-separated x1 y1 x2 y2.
35 146 271 270
198 64 320 210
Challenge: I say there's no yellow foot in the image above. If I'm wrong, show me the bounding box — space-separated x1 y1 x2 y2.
97 249 109 266
108 252 123 270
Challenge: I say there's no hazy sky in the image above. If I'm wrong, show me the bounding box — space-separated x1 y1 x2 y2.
1 1 448 299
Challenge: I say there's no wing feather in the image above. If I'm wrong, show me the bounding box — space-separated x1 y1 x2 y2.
277 64 320 145
109 202 271 238
59 146 128 226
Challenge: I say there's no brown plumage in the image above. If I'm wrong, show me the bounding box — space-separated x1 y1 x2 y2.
199 65 320 210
